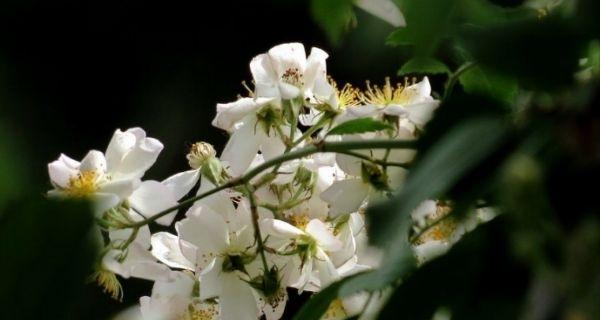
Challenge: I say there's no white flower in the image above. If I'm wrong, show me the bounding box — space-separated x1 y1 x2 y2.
354 0 406 27
139 271 219 320
250 43 332 102
48 127 163 214
261 218 342 291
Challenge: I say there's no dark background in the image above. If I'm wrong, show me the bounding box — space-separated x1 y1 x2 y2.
0 0 403 318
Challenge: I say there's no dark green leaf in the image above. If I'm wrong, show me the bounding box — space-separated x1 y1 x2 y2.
399 57 451 75
326 117 392 136
310 0 355 44
0 198 99 319
458 64 518 105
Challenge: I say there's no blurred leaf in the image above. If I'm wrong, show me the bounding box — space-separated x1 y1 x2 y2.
458 64 518 105
0 198 99 320
291 274 359 320
0 124 26 208
387 0 458 55
310 0 355 44
326 117 392 136
398 57 451 75
378 221 531 319
459 16 585 89
369 117 509 246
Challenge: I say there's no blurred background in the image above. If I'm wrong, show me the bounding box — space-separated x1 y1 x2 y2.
0 0 403 318
1 0 598 319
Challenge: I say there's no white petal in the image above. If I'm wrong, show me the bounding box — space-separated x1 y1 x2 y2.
261 289 288 320
99 178 138 200
113 131 164 180
320 179 370 217
259 129 286 161
129 181 178 226
213 97 274 131
267 43 307 77
162 169 200 200
413 240 450 264
221 116 262 176
250 54 277 85
105 129 137 172
355 0 406 27
48 158 77 188
151 270 195 299
198 257 223 299
219 272 260 320
92 192 121 215
314 249 339 287
79 150 107 173
151 232 195 271
405 101 440 128
176 209 229 267
303 47 329 91
260 218 304 238
306 219 342 252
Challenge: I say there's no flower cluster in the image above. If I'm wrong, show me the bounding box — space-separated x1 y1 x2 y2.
48 43 495 320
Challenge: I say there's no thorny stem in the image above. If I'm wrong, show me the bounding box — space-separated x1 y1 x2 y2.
123 139 416 228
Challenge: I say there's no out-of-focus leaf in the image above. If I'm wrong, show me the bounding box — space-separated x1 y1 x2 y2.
387 0 458 55
291 274 360 320
310 0 355 44
0 198 99 320
459 16 585 89
326 117 392 136
369 117 509 246
378 221 531 319
398 57 451 75
0 124 26 208
458 64 518 105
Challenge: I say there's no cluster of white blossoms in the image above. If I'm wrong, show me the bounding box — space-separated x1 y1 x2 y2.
48 43 496 320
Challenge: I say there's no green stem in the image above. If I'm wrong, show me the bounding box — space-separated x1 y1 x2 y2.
291 115 330 148
336 150 410 168
444 61 477 99
245 184 270 271
125 139 416 228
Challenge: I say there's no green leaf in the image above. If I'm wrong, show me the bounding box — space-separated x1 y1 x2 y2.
0 198 99 319
326 118 392 136
310 0 355 44
370 117 509 246
458 64 518 105
387 0 459 54
399 57 451 75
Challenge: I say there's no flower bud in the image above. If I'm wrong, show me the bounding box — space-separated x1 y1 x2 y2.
187 142 217 169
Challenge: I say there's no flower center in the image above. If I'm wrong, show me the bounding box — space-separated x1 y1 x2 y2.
362 77 417 106
66 170 100 197
180 303 219 320
289 214 310 230
281 68 304 87
323 299 348 320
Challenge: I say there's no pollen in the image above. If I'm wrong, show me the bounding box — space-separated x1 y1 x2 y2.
361 77 417 106
330 78 360 109
289 214 310 230
91 269 123 301
323 299 348 320
181 303 219 320
66 170 100 197
281 67 304 87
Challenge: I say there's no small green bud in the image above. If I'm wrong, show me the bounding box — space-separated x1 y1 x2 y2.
293 166 316 190
201 157 224 185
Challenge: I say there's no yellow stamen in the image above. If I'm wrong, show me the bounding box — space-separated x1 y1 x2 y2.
66 170 99 197
91 269 123 301
361 77 417 106
330 78 360 109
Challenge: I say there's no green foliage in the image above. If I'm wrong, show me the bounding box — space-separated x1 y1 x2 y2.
326 117 392 136
0 198 99 320
310 0 355 44
398 57 451 75
458 64 518 105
